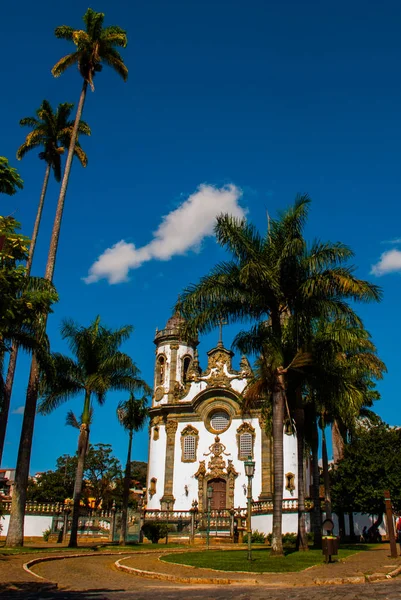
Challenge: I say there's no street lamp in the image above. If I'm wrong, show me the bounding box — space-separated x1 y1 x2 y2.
165 500 171 545
244 456 255 561
206 485 213 549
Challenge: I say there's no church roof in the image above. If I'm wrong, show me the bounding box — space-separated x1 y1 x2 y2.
165 312 186 330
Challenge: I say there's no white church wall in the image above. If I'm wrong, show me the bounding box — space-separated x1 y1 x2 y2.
229 378 248 394
1 514 53 538
146 425 167 510
181 380 208 403
283 432 298 499
251 512 311 535
171 417 263 511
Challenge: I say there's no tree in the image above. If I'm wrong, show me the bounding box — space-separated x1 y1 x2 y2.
177 196 381 554
48 8 128 284
117 394 149 544
1 103 90 468
0 217 57 463
81 444 122 509
5 8 129 548
130 461 148 487
0 157 23 196
331 420 401 519
26 468 75 503
37 316 148 548
309 317 385 521
17 100 90 274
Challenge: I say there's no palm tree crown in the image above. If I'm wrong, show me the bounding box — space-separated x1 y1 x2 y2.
52 8 128 90
17 100 90 181
38 316 145 415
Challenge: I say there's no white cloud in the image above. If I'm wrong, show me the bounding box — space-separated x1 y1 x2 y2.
371 249 401 276
381 238 401 245
12 406 24 415
84 184 245 284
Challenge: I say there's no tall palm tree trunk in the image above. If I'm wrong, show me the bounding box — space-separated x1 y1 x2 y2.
45 80 87 282
271 368 285 556
120 430 133 545
6 83 88 547
69 391 91 548
295 404 308 551
321 425 332 520
311 418 322 548
68 423 90 548
5 357 39 546
0 164 51 465
332 420 345 464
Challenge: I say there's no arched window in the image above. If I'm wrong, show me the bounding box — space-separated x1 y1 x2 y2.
156 355 166 386
181 425 199 462
236 422 255 460
182 355 192 384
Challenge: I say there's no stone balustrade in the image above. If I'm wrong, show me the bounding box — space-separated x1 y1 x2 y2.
0 501 116 518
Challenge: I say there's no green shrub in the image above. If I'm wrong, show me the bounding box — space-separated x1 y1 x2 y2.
42 527 51 542
266 532 298 545
243 529 266 544
142 522 169 544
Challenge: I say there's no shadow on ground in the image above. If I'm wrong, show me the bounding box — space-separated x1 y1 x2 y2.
0 582 124 600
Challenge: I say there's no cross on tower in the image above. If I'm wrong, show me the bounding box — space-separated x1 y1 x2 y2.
218 317 227 348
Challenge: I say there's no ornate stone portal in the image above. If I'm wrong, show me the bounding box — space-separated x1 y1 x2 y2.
194 436 238 511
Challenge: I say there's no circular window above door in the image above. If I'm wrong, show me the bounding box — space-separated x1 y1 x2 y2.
207 409 231 434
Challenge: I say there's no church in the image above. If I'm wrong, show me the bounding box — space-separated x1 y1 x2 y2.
146 313 301 531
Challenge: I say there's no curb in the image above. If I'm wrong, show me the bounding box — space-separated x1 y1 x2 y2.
115 556 259 585
22 550 401 589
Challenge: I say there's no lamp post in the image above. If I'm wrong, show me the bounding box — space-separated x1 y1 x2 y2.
206 485 213 549
165 500 171 545
244 456 255 561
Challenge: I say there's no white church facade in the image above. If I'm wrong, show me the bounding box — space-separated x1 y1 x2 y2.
146 314 302 534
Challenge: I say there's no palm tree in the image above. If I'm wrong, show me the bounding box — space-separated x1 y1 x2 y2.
37 316 148 548
5 8 128 547
309 318 385 521
0 157 23 196
17 100 90 274
0 217 57 463
48 7 128 282
177 196 381 554
0 103 90 466
117 394 150 545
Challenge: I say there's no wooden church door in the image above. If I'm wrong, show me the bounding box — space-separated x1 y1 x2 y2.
209 478 226 509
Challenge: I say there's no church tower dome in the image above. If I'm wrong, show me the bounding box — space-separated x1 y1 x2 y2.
153 313 198 406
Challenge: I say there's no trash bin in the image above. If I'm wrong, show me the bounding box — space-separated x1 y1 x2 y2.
322 518 339 563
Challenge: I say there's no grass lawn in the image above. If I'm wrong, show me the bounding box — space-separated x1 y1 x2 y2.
160 544 373 573
0 542 185 556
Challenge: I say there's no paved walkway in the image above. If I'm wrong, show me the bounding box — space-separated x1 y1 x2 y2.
1 544 401 599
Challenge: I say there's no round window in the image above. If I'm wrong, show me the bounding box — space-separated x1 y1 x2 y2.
209 411 230 433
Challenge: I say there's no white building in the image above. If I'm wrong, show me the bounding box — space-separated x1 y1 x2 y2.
146 313 299 527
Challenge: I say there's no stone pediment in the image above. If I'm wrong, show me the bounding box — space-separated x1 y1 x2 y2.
195 347 252 388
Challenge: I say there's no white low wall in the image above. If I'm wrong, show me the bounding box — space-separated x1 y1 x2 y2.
1 515 53 538
251 512 311 535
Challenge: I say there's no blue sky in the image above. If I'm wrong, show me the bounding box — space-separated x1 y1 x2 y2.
2 0 401 473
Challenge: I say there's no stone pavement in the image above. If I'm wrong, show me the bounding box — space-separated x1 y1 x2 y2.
1 544 401 599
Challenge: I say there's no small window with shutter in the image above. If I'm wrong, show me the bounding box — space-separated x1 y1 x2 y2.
239 432 253 459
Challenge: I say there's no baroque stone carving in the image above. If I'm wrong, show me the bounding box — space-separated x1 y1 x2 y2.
154 386 165 402
165 420 178 436
239 355 253 377
194 436 238 511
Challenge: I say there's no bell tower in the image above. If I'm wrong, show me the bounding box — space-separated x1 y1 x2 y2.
153 313 198 406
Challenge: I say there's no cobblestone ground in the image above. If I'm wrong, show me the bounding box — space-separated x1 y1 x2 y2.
1 552 401 600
